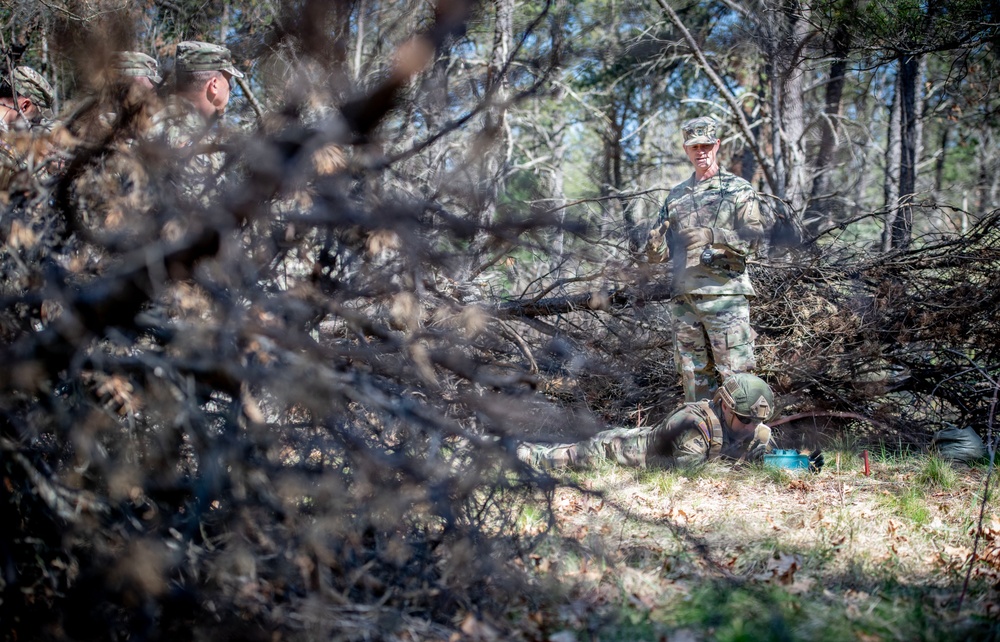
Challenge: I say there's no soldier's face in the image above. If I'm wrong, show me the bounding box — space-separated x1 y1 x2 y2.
684 141 719 172
131 76 156 91
208 72 232 115
724 405 761 440
0 97 23 124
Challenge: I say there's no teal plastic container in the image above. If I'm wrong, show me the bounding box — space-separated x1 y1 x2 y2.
763 449 809 470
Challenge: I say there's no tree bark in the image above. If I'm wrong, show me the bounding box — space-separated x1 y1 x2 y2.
808 20 852 226
483 0 514 225
781 4 809 212
768 55 787 199
891 53 921 250
882 68 902 251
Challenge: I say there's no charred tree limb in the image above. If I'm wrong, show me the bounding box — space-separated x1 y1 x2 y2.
492 282 672 320
0 225 222 392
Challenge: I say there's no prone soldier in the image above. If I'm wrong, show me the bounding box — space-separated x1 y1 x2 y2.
518 373 777 470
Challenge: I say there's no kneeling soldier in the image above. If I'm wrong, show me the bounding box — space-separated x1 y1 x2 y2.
519 373 774 469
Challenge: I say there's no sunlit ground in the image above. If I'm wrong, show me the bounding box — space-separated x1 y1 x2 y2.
511 450 1000 642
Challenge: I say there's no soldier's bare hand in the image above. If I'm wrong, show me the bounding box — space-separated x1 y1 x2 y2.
678 226 713 248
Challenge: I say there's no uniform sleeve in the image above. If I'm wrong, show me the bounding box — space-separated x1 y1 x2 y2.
668 428 712 467
711 181 765 257
645 409 711 468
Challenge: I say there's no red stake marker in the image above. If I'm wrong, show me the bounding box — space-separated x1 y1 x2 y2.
863 450 870 476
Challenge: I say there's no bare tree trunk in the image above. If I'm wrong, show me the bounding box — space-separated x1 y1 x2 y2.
482 0 513 226
882 69 901 251
808 20 852 226
975 127 1000 216
891 53 921 250
782 4 809 212
850 78 873 220
219 1 230 42
353 0 366 81
769 56 787 199
934 124 949 194
551 127 568 261
741 101 758 182
600 111 626 238
916 54 927 172
42 27 56 113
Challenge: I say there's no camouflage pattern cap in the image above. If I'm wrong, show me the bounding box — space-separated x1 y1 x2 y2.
112 51 162 83
681 116 718 147
175 41 244 79
8 66 54 109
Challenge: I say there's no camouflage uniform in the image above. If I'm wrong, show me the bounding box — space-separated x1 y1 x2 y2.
146 42 243 207
1 66 56 133
99 52 163 133
518 399 772 470
647 116 765 402
0 67 60 192
147 94 228 203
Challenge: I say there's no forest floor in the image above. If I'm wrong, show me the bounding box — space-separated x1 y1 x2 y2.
505 447 1000 642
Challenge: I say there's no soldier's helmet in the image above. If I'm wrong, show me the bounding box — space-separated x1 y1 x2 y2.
718 373 773 421
111 51 163 84
9 66 54 109
175 41 244 79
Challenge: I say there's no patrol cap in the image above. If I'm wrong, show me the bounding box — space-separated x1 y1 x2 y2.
112 51 162 83
3 66 54 109
719 373 774 421
175 41 244 79
681 115 718 147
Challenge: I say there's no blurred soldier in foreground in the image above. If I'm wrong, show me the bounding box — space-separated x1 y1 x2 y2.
518 373 776 469
64 51 166 243
147 40 244 206
110 51 162 91
104 51 162 141
0 66 56 133
646 116 766 402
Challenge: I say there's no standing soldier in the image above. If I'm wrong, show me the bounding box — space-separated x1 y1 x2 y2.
0 66 56 133
647 116 766 402
147 40 244 206
518 373 776 469
110 51 162 92
103 51 163 141
0 67 62 192
65 51 165 239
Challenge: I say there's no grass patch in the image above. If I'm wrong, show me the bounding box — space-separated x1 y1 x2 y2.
915 454 959 489
665 582 848 642
745 460 796 485
514 450 1000 641
880 486 932 525
517 502 548 534
871 437 918 463
826 433 864 472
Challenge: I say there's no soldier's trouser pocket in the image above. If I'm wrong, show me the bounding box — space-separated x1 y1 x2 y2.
703 296 755 374
726 323 756 349
720 328 755 374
